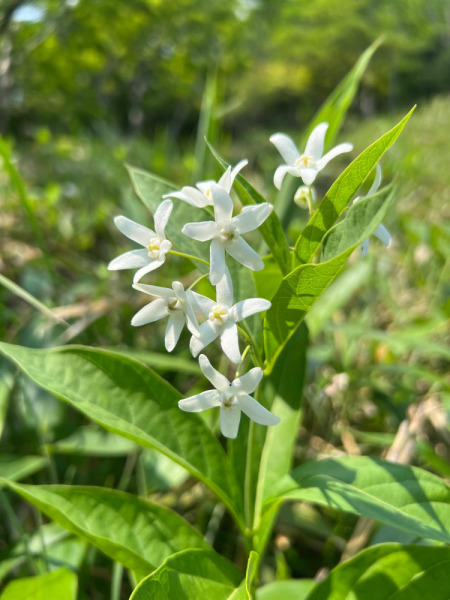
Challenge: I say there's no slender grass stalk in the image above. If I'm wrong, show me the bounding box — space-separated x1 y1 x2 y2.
111 561 123 600
168 250 210 267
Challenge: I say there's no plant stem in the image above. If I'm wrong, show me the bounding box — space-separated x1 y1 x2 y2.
168 250 209 267
188 272 208 290
237 326 263 368
235 345 251 377
244 419 255 536
111 561 123 600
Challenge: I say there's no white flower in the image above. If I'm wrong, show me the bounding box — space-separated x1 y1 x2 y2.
163 160 248 208
270 123 353 189
189 270 270 364
182 184 272 284
178 354 280 438
132 281 200 352
108 199 173 283
353 164 392 257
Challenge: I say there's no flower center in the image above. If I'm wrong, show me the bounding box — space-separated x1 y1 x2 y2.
167 297 181 312
208 304 229 325
205 188 213 202
294 154 315 169
220 392 237 409
219 224 238 242
147 237 162 258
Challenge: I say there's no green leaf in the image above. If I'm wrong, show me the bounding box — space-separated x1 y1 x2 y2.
0 343 243 527
104 347 202 375
264 185 395 370
321 185 394 261
254 323 308 552
294 107 415 265
0 455 47 484
50 426 137 456
0 567 77 600
257 580 316 600
206 141 291 275
126 165 210 271
306 543 450 600
3 481 210 576
130 549 243 600
273 456 450 544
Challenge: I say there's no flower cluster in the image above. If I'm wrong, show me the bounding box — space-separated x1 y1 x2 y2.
109 126 391 438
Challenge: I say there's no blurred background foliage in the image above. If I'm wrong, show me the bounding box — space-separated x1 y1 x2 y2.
0 0 450 597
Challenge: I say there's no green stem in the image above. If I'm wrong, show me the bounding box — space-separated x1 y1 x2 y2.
111 561 123 600
188 272 208 290
168 250 209 267
235 345 252 377
237 326 263 368
244 419 255 536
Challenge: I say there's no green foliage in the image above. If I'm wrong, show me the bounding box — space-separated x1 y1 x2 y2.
257 580 316 600
2 481 209 577
306 544 450 600
129 549 242 600
0 456 47 483
273 456 450 544
0 568 77 600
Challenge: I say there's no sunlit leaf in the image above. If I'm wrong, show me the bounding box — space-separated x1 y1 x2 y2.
0 567 77 600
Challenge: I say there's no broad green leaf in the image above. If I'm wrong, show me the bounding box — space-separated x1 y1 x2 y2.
0 567 77 600
50 426 137 456
294 107 415 265
0 455 47 484
254 323 308 550
3 481 210 576
264 185 395 369
0 344 243 526
321 185 394 261
227 551 259 600
276 39 382 225
273 456 450 544
126 165 210 271
206 141 291 275
104 347 202 375
130 549 243 600
306 543 450 600
257 579 316 600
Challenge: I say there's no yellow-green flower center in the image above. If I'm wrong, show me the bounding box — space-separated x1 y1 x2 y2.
209 305 229 325
219 224 237 242
294 154 314 169
147 237 161 258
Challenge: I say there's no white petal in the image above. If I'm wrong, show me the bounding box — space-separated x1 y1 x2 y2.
211 184 233 227
229 298 271 322
270 133 300 165
209 238 227 285
189 320 219 357
131 298 169 327
108 249 149 271
316 143 353 171
218 159 248 193
179 390 221 412
232 203 273 234
360 238 370 258
219 405 241 438
374 224 391 248
368 164 382 196
226 237 264 272
114 216 154 246
239 394 280 426
198 354 230 392
273 165 300 190
232 367 263 395
159 239 173 256
189 291 215 317
133 283 174 298
154 199 173 238
215 268 234 308
196 180 216 196
299 167 318 186
304 122 328 160
163 187 209 208
165 313 185 352
182 221 218 242
133 259 165 283
220 322 241 364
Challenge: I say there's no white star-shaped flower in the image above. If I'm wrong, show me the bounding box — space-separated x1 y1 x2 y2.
270 122 353 189
178 354 280 439
132 281 200 352
108 199 173 283
163 160 248 208
182 184 272 284
189 270 271 364
353 164 392 257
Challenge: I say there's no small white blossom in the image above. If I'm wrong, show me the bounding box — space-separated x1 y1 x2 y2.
108 199 173 283
353 164 392 257
189 270 270 364
270 122 353 189
132 281 200 352
182 184 272 284
178 354 280 439
163 160 248 208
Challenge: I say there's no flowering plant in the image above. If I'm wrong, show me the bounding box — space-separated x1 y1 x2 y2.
2 45 448 600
